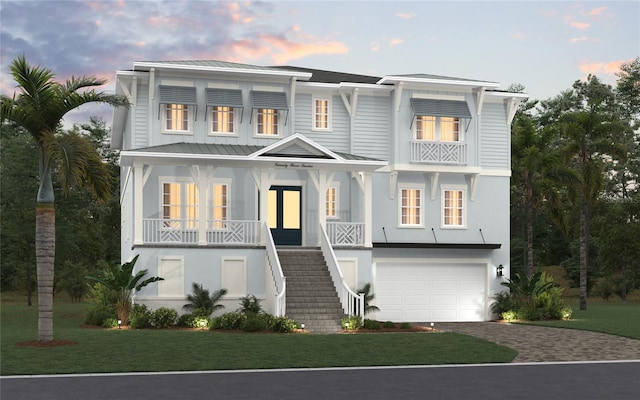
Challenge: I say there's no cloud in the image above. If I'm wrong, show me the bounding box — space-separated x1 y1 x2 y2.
390 38 404 46
370 42 380 52
577 60 627 75
511 32 526 40
396 12 415 19
570 37 589 43
587 6 607 17
570 21 590 30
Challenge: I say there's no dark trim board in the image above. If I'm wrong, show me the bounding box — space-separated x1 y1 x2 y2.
372 242 501 250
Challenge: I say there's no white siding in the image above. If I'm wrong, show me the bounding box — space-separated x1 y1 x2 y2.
294 93 350 153
134 84 149 148
480 103 509 169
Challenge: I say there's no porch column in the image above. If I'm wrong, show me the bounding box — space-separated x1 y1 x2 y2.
196 166 208 246
362 172 373 248
256 169 276 246
133 163 144 245
309 170 335 246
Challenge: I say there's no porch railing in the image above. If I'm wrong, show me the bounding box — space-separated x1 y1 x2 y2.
265 225 286 317
320 224 364 319
411 141 467 164
326 222 364 246
142 219 260 245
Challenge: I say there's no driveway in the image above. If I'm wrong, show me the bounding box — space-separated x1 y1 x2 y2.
436 322 640 363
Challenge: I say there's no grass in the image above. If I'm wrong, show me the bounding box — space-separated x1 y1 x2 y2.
0 293 516 376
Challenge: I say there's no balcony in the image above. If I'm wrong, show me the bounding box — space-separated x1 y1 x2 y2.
326 221 364 247
411 141 467 165
142 219 260 245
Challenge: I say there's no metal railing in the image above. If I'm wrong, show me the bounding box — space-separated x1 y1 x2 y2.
411 141 467 164
326 221 364 246
265 225 286 317
319 224 363 319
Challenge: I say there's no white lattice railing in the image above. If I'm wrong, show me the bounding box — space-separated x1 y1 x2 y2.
142 219 260 245
326 222 364 246
265 225 286 317
320 224 363 319
411 141 467 164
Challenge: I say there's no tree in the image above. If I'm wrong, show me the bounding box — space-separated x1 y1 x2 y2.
86 255 163 326
557 75 628 310
0 56 128 341
357 283 380 315
182 283 227 317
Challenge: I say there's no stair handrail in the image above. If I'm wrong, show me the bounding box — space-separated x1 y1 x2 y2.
319 224 364 319
265 225 286 317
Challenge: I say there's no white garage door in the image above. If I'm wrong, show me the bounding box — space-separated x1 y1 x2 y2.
375 262 487 322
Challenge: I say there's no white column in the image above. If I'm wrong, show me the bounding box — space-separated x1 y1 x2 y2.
363 172 373 248
258 169 274 246
133 163 144 245
197 166 208 245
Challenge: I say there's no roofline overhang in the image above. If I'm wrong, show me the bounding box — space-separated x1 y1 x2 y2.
378 75 500 89
373 242 501 250
485 91 530 100
131 62 312 81
119 151 387 171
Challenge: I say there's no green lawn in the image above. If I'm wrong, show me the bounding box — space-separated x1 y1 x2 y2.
0 294 515 376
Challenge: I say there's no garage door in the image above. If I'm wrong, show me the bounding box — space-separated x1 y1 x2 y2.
375 262 487 322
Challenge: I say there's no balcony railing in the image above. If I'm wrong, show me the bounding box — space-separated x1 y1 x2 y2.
142 219 260 245
326 221 364 247
411 141 467 164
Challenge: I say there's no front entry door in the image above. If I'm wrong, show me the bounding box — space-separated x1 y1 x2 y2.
268 186 302 246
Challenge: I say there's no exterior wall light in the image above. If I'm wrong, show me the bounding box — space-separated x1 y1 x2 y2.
497 265 504 277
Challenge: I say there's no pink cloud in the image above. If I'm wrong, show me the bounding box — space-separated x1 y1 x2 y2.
570 37 589 43
259 34 349 64
578 59 628 75
570 21 590 29
390 38 404 46
370 42 380 52
587 6 607 17
396 12 415 19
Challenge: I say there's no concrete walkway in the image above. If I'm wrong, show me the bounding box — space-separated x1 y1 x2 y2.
437 322 640 363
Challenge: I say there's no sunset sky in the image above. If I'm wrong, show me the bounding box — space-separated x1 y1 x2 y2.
1 0 638 127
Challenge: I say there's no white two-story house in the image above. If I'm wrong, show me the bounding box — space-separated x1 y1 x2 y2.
111 60 527 330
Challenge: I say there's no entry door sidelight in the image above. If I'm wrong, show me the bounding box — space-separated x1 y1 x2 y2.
268 186 302 246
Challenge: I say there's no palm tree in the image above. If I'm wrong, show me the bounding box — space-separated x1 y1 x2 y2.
183 283 227 317
358 283 380 315
511 112 577 276
86 255 163 326
0 56 128 341
559 75 628 310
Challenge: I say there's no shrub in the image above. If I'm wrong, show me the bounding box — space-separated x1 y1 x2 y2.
129 304 152 329
211 312 247 330
341 315 362 331
238 295 263 315
490 291 516 316
561 306 573 320
84 283 118 326
400 322 412 329
363 319 381 330
182 283 227 317
102 318 119 329
176 313 197 328
496 271 568 321
151 307 178 328
501 310 517 322
271 316 298 333
383 321 396 329
241 315 267 332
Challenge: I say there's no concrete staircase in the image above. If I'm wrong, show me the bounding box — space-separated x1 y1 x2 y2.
278 248 345 334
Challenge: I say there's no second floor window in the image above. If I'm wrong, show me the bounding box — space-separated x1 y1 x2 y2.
400 187 422 226
415 116 460 141
442 188 465 228
211 106 235 134
314 98 331 130
165 104 190 132
256 108 279 136
163 182 198 228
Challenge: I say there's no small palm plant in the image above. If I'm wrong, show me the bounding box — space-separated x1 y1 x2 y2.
238 294 263 315
358 283 380 315
86 255 163 326
183 283 227 317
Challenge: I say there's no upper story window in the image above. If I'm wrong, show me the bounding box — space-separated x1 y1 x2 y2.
398 185 424 227
313 97 332 131
256 108 279 136
415 116 460 141
159 85 197 134
211 183 229 229
326 186 338 218
211 106 236 134
206 88 243 136
251 90 289 137
442 186 466 228
163 182 198 228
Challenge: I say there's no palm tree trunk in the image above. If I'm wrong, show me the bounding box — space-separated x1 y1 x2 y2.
526 201 534 277
36 203 55 341
579 195 588 311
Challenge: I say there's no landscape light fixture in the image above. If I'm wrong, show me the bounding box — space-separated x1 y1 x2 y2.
430 322 435 331
301 323 305 331
497 265 504 277
117 320 122 329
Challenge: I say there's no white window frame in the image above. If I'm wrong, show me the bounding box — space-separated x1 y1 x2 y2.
254 108 281 137
161 180 198 229
441 185 467 229
398 184 425 228
414 116 462 142
162 103 194 134
210 106 238 136
312 96 332 131
210 182 231 229
325 185 339 219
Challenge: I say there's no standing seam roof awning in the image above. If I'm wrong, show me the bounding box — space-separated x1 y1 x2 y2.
158 85 198 120
206 88 244 122
250 91 289 125
410 98 472 119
